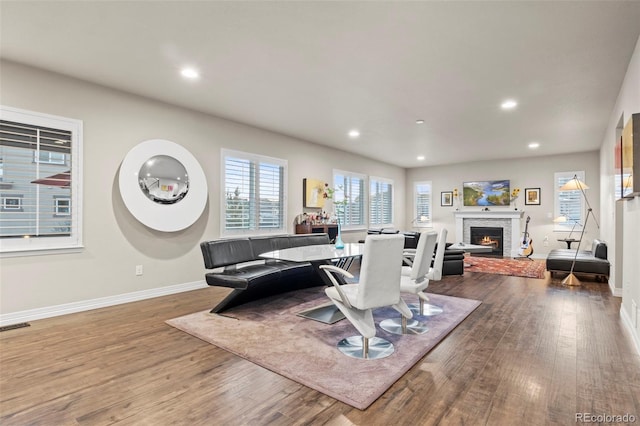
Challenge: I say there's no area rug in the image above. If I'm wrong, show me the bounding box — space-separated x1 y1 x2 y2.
465 256 546 279
166 288 481 410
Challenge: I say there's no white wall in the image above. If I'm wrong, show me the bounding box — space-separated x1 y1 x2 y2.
599 35 640 351
0 60 405 318
405 151 601 259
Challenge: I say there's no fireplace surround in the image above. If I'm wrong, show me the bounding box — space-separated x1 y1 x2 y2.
453 210 524 257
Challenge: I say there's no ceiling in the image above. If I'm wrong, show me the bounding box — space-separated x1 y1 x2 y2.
1 1 639 168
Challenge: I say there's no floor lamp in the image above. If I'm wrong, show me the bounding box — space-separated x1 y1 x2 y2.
553 215 581 240
559 175 600 286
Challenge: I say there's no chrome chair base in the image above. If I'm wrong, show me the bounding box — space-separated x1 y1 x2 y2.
337 336 394 359
379 317 429 335
408 302 443 316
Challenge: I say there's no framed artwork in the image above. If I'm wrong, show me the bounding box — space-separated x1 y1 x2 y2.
524 188 541 205
441 191 453 206
303 178 325 208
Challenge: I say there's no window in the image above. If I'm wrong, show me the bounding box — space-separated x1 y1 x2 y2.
333 170 366 229
2 195 23 211
414 181 432 227
0 106 83 255
54 196 71 216
34 151 66 165
222 149 287 236
554 171 585 232
369 177 393 227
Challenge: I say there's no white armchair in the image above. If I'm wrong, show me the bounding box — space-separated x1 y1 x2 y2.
380 230 438 335
320 234 410 359
402 229 449 316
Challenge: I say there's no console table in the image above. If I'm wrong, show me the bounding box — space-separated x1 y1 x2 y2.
295 223 338 242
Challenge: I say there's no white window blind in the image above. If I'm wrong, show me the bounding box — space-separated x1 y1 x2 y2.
369 177 393 226
0 106 83 255
222 149 287 235
554 171 585 231
414 181 432 227
333 170 366 228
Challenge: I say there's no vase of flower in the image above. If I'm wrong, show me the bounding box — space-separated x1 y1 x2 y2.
335 219 345 249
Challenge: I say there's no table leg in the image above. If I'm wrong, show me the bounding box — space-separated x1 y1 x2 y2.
296 257 357 324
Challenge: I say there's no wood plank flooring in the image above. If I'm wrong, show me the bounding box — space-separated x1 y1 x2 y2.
1 270 639 425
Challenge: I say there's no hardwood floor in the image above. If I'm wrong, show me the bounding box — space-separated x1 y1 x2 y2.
1 270 639 425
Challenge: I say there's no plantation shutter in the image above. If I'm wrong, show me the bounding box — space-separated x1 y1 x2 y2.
370 178 393 226
415 181 432 225
555 171 585 230
333 171 365 228
0 119 73 238
222 150 286 234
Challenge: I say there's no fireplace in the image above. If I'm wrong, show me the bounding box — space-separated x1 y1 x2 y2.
470 226 503 257
454 210 523 257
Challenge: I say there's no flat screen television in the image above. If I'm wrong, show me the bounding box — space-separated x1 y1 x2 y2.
463 180 510 206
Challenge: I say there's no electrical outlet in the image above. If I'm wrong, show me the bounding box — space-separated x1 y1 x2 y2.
135 265 143 276
543 236 549 247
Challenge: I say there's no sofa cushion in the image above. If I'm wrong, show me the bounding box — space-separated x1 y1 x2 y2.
592 239 607 259
249 235 292 258
205 264 282 289
200 239 255 269
288 233 330 247
546 248 610 276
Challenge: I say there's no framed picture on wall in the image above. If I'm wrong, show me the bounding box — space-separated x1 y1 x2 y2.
303 178 325 208
524 188 541 205
441 191 453 206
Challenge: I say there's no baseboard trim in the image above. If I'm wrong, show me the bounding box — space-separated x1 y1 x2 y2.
620 306 640 356
0 280 208 327
610 284 623 297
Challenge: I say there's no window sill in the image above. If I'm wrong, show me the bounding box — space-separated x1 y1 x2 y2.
0 246 85 258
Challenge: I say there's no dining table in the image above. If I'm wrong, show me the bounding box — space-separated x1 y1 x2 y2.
259 242 364 324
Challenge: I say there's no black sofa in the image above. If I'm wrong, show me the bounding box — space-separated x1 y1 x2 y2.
401 231 465 276
546 239 610 282
200 233 330 313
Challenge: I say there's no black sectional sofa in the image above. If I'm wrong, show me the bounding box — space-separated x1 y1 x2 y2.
402 231 465 275
363 229 464 275
200 233 330 313
546 239 610 282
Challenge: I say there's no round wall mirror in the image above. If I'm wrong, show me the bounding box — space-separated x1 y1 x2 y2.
119 139 208 232
138 155 189 204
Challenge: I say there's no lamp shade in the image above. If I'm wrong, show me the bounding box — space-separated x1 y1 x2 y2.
560 177 589 191
553 215 568 223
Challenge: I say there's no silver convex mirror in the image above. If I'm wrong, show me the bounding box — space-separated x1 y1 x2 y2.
119 139 207 232
138 155 189 204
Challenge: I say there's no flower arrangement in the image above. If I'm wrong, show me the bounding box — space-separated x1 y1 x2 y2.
510 188 521 200
323 183 349 219
323 183 334 199
453 188 460 210
510 188 521 210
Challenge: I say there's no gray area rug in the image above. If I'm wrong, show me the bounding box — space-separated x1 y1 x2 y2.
166 288 481 410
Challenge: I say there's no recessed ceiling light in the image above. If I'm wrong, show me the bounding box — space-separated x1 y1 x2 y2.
348 130 360 138
416 119 425 124
417 155 425 161
180 67 199 80
501 99 518 110
528 142 540 149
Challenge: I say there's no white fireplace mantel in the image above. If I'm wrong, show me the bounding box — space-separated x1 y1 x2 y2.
454 210 525 257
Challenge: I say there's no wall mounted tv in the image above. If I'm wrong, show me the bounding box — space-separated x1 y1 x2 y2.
463 180 511 206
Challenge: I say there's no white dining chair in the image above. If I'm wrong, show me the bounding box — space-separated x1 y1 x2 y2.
320 234 411 359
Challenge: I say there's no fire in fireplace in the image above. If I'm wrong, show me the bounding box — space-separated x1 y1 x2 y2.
470 226 504 257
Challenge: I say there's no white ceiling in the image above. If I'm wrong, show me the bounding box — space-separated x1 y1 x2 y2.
1 1 639 168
